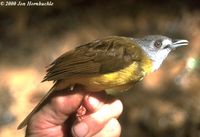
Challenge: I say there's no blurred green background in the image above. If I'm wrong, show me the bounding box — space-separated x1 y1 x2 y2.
0 0 200 136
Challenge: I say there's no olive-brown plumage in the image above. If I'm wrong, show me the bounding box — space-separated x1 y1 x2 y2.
18 35 188 129
44 36 145 81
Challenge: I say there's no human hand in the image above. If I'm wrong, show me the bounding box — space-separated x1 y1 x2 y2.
25 90 123 137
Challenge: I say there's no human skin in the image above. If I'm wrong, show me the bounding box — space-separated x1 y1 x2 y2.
25 90 123 137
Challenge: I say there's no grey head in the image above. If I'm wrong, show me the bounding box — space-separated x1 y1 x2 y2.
134 35 189 71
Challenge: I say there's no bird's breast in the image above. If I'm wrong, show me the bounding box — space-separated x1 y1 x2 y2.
56 44 153 92
88 56 153 89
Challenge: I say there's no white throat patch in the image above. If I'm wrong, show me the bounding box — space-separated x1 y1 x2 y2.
152 48 171 71
151 39 172 71
139 39 172 72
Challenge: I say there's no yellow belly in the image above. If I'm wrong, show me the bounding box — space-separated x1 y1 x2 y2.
56 56 152 94
87 53 153 92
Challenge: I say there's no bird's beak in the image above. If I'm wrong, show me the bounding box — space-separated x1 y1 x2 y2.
171 39 189 49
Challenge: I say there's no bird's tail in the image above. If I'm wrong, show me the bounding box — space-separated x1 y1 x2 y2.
17 83 58 130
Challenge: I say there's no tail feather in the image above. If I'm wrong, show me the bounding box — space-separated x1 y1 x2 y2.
17 84 57 130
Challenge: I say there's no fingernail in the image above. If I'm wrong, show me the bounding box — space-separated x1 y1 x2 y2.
88 96 100 108
72 122 89 137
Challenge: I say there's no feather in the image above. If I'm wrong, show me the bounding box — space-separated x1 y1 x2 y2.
43 36 143 82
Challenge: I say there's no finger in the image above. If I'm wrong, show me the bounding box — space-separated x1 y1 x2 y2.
28 90 85 129
72 99 123 137
93 118 121 137
76 93 115 120
83 92 117 113
83 94 105 113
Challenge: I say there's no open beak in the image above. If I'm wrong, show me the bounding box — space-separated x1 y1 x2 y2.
171 39 189 49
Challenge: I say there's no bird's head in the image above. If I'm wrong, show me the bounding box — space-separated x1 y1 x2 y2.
134 35 189 71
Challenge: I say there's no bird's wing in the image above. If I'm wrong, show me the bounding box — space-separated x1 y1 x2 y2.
17 37 143 129
43 36 143 81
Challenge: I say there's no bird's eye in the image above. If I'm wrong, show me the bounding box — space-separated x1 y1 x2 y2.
154 40 162 48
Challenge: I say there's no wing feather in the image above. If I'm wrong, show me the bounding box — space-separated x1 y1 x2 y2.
43 36 142 81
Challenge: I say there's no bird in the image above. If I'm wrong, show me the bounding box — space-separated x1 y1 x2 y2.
17 35 188 129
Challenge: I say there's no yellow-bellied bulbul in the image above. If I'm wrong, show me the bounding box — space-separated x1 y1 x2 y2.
18 35 188 129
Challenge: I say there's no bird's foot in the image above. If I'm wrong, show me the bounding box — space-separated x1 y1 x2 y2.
76 105 87 121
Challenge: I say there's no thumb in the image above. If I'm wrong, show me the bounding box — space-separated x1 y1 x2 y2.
27 90 85 130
